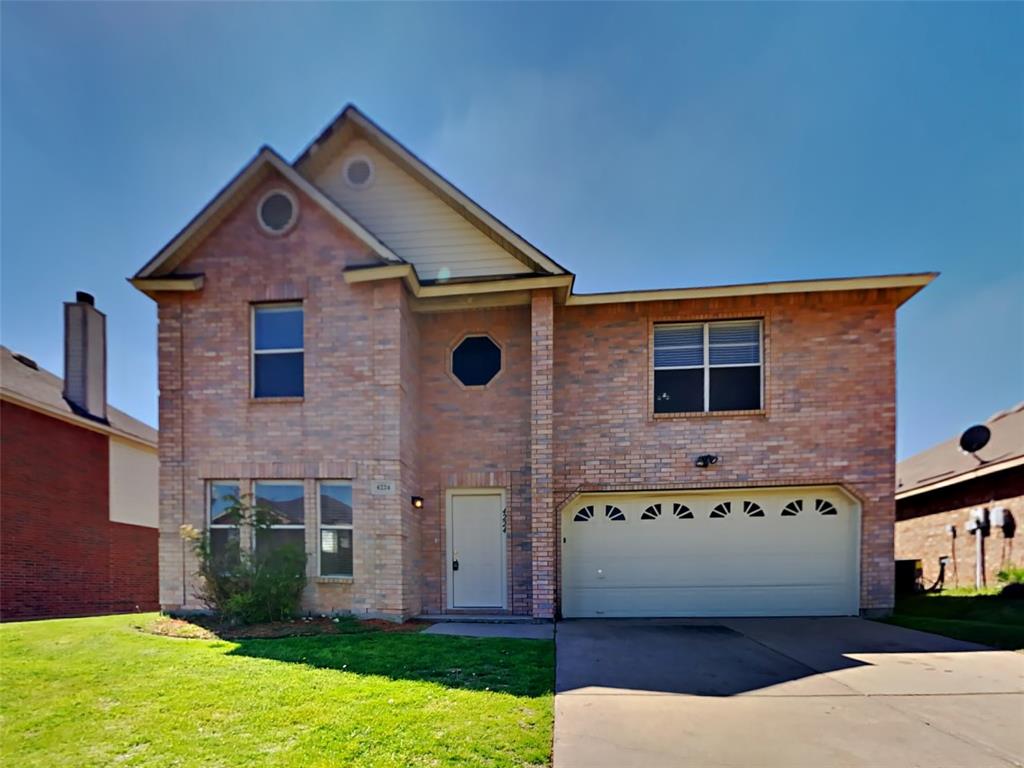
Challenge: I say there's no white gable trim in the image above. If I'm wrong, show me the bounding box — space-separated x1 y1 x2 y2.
566 273 938 306
342 268 935 308
343 264 573 299
295 106 568 276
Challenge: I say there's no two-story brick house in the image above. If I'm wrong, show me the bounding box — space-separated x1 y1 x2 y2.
131 105 933 620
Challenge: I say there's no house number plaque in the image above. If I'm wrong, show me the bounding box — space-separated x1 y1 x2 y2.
370 480 397 495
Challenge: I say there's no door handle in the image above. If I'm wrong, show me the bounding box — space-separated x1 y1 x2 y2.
452 559 459 571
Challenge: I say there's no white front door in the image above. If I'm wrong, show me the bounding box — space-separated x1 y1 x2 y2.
449 490 506 608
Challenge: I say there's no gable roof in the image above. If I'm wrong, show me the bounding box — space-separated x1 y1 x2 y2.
293 104 568 277
896 402 1024 499
0 346 157 449
130 104 935 311
133 146 402 281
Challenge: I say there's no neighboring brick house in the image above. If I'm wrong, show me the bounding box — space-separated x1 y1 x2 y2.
131 104 934 620
896 403 1023 590
0 295 159 620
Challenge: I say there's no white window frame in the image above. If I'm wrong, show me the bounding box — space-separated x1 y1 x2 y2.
654 319 763 413
251 302 304 398
252 480 305 552
318 481 354 578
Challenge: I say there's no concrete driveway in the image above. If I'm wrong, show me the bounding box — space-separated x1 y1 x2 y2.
555 618 1024 768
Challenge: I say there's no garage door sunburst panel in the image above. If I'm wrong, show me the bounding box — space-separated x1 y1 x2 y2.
605 505 626 521
709 501 731 518
573 505 595 522
672 503 693 519
641 503 662 520
781 499 803 517
815 499 838 516
742 500 765 517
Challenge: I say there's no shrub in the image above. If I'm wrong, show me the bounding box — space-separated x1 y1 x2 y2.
181 494 307 624
1000 582 1024 600
996 566 1024 585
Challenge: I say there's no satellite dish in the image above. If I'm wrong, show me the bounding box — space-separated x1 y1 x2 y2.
959 424 991 463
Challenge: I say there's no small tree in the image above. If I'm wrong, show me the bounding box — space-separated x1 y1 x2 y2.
181 493 307 624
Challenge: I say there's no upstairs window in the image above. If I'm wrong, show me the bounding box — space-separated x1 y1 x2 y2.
253 304 303 398
654 320 762 413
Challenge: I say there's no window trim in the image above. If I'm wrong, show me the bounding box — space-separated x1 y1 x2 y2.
207 480 243 564
318 480 354 578
446 331 505 390
251 302 304 399
341 154 376 190
652 318 764 416
255 188 299 236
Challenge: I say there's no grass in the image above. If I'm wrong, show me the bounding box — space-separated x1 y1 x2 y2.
0 613 554 767
883 590 1024 651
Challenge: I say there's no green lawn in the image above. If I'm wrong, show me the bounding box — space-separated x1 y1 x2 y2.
0 613 554 767
882 591 1024 651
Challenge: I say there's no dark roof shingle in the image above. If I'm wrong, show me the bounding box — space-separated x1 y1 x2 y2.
896 402 1024 496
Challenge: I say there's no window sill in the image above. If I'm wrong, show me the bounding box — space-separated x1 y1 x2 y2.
652 409 766 420
316 576 353 584
249 396 304 404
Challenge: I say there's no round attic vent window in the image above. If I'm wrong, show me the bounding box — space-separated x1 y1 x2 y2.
343 155 374 189
257 189 298 235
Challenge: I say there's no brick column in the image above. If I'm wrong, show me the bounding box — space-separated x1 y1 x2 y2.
156 297 187 609
530 290 555 618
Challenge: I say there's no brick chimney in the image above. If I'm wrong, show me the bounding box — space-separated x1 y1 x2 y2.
63 291 107 422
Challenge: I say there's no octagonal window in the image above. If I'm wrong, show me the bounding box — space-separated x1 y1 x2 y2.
452 335 501 386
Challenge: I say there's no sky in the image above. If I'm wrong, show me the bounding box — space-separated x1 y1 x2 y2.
1 2 1021 460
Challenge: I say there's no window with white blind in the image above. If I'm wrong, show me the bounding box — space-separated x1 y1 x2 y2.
319 482 353 577
653 320 762 413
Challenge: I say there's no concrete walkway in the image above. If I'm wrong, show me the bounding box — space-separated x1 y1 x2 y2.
555 617 1024 767
422 621 553 640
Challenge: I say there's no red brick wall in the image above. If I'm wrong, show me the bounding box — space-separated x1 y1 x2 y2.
895 467 1023 588
0 401 158 620
416 305 533 615
150 166 912 617
531 290 556 618
552 288 910 612
154 171 417 618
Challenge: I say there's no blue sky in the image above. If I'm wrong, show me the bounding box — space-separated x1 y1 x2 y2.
2 2 1021 459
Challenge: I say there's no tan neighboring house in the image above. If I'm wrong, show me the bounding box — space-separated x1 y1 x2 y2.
896 403 1023 589
131 104 935 621
1 294 159 620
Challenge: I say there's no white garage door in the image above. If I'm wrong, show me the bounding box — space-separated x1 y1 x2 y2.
561 486 860 618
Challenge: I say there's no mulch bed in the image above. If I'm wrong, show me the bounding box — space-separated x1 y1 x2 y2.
140 614 427 640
